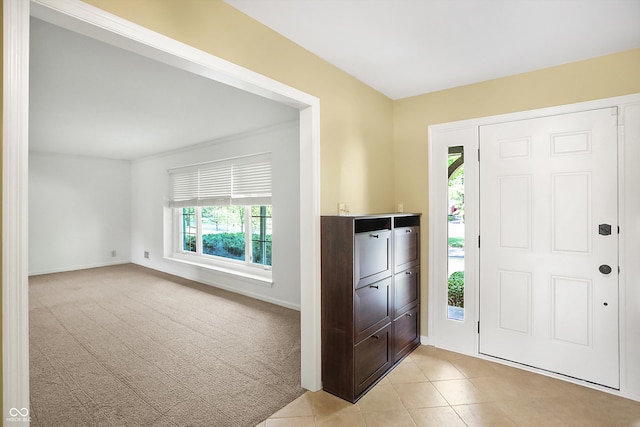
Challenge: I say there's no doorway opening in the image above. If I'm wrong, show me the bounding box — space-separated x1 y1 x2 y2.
3 0 321 413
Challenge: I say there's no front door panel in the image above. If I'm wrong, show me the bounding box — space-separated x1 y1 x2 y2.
479 108 619 389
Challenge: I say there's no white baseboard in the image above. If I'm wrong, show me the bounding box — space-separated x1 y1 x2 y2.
28 260 131 276
132 261 302 311
29 259 301 311
420 335 432 346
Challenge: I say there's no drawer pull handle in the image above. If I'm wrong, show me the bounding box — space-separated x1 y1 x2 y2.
370 285 379 289
370 234 379 239
405 313 413 317
372 334 380 339
405 229 411 233
405 271 412 275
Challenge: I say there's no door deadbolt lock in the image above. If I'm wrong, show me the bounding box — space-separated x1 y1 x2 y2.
599 264 612 275
599 224 612 236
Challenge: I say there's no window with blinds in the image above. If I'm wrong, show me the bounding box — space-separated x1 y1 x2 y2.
169 153 272 207
168 153 274 276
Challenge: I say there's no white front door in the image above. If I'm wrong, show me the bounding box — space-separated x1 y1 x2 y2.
479 108 619 388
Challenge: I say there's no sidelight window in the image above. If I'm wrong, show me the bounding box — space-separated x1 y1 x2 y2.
447 146 465 320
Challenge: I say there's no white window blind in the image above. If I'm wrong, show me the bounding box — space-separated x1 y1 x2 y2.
169 153 272 207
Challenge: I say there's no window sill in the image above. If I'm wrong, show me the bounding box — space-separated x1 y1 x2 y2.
165 254 273 287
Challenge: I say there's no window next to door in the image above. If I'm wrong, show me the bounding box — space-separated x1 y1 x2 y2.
448 146 465 321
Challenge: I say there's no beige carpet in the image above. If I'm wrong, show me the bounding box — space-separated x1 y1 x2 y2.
29 264 303 427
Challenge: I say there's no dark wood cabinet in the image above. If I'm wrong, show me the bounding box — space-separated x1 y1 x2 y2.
355 277 391 343
321 213 421 402
393 304 420 362
394 265 420 321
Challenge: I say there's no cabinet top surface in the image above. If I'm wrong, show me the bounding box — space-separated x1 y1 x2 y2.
322 213 421 219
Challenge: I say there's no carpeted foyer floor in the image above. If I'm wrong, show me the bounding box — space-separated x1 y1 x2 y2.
29 264 304 427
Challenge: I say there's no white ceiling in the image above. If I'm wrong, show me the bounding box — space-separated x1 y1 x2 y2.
226 0 640 100
29 18 299 161
30 2 640 160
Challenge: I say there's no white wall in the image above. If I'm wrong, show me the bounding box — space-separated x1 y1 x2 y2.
28 152 132 275
130 121 301 309
27 121 301 309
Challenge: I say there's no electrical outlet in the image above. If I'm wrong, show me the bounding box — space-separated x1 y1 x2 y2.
144 251 150 259
111 250 117 257
397 203 404 213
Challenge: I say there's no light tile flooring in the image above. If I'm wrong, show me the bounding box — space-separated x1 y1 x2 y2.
258 345 640 426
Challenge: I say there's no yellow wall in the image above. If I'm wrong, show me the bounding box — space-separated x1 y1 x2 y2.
82 0 396 216
393 48 640 332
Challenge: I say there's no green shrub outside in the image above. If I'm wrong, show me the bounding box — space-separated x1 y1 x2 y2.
201 232 272 265
448 271 464 308
202 232 245 259
448 237 464 248
184 234 196 252
183 233 272 264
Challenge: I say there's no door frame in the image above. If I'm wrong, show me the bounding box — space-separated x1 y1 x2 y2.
428 93 640 401
4 0 322 417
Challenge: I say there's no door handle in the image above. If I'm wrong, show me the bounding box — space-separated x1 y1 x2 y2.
598 224 612 236
599 264 612 275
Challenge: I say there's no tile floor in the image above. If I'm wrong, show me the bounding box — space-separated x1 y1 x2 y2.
257 345 640 426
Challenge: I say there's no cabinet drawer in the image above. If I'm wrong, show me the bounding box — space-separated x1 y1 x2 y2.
355 230 392 288
355 278 391 343
393 306 420 362
394 226 419 271
394 266 420 315
355 324 392 396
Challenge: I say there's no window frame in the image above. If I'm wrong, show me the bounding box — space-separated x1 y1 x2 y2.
171 204 273 283
250 205 273 267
